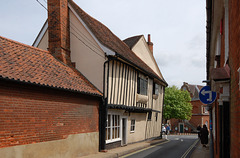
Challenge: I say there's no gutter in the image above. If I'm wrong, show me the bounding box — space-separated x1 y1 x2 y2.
0 76 102 98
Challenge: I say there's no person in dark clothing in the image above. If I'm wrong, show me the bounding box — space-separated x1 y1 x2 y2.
200 124 209 147
197 124 201 138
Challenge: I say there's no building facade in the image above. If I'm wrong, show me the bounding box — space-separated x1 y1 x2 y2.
169 83 209 133
34 0 167 150
206 0 239 157
181 82 209 131
0 36 102 158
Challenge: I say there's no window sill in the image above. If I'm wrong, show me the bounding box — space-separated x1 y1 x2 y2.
106 138 121 144
130 131 135 133
136 94 148 104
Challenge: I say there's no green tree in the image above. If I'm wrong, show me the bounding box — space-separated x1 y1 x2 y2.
163 86 192 120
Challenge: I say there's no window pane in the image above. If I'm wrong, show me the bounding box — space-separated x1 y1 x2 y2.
115 115 117 126
115 127 118 138
112 127 115 139
112 115 115 127
117 115 120 126
118 127 120 138
155 84 159 95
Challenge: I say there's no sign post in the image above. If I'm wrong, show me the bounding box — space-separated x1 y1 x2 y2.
199 86 217 104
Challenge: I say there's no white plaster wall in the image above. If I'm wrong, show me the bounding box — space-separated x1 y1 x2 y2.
36 30 48 51
127 113 147 144
69 10 106 92
132 37 163 79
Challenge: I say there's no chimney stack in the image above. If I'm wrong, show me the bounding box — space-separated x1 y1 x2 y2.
147 34 153 54
48 0 72 66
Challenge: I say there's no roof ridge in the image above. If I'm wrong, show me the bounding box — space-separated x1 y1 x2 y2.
123 35 143 41
123 35 143 49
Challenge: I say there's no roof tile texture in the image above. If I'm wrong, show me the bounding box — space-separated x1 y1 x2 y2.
0 36 102 96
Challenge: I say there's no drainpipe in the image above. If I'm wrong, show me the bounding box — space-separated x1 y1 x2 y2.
160 86 166 138
206 0 213 157
99 60 108 151
100 57 115 151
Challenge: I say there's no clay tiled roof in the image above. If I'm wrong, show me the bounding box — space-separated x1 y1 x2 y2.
69 0 167 86
211 65 230 81
0 36 102 96
123 35 143 49
181 82 204 100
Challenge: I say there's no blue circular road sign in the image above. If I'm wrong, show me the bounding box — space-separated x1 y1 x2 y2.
199 86 217 104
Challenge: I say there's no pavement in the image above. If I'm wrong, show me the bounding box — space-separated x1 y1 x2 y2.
190 139 210 158
79 135 210 158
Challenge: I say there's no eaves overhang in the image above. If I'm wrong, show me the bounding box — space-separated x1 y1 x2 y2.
211 65 230 82
112 54 168 87
108 104 161 113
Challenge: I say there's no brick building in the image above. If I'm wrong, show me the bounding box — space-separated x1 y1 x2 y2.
169 83 209 133
0 35 102 157
206 0 240 157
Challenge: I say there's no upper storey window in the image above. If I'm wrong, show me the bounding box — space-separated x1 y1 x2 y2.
137 77 148 95
153 83 159 95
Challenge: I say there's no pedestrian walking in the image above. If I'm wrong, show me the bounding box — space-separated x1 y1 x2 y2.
166 125 170 135
197 124 201 138
200 124 209 147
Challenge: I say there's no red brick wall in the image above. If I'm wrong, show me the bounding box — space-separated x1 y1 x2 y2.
229 0 240 157
169 100 209 132
0 80 100 148
191 100 205 114
190 100 209 129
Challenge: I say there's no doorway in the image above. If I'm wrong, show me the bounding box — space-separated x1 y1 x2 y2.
121 117 127 146
179 123 184 133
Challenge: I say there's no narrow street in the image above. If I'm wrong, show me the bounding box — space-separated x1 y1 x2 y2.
121 135 198 158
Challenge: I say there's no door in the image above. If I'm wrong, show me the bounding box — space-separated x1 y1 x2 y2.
179 123 184 133
121 118 127 146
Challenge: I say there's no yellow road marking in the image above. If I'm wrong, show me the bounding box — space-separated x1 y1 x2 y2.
120 140 170 158
181 139 199 158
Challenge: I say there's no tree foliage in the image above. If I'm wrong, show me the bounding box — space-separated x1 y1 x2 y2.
163 86 192 120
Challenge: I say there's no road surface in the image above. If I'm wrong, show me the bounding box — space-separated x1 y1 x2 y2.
121 135 199 158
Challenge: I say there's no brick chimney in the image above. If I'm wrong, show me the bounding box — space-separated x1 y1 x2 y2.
48 0 72 66
147 34 153 54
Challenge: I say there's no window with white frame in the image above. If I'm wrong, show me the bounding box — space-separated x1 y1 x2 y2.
130 119 135 132
106 114 120 143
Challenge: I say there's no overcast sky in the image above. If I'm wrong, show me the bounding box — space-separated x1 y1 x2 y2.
0 0 206 88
